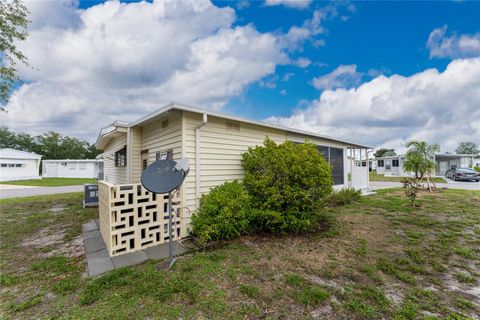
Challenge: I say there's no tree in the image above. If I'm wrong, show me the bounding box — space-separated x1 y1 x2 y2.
403 140 440 180
0 0 30 109
455 142 479 157
374 148 396 158
0 127 103 159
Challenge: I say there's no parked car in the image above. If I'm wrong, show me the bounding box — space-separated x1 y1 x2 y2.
445 167 480 182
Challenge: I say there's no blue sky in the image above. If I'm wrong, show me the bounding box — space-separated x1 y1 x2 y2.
221 1 480 119
2 0 480 151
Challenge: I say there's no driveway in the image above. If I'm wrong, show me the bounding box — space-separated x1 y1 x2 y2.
370 180 480 191
0 184 84 199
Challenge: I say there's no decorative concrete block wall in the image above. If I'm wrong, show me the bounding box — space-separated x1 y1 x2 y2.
98 181 184 256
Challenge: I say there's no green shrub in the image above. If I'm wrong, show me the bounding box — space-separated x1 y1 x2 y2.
474 166 480 173
191 181 252 244
241 138 333 233
327 188 362 207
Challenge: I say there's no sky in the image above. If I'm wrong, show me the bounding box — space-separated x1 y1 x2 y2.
1 0 480 153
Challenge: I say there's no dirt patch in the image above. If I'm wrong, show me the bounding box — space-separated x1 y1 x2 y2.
21 228 66 248
44 235 84 258
49 205 66 213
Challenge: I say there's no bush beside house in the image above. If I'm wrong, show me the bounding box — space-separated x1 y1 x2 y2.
191 138 341 243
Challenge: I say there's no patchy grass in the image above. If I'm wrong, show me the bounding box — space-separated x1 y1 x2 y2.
370 172 447 183
0 177 96 187
1 189 479 319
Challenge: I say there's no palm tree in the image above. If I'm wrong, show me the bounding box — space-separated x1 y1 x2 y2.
403 141 440 190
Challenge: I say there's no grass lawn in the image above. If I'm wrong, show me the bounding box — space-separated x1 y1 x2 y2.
0 177 97 187
370 172 447 183
1 189 479 319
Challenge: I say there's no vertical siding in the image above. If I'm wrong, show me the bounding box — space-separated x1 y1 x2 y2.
130 127 143 183
140 110 183 167
102 135 128 184
183 112 286 212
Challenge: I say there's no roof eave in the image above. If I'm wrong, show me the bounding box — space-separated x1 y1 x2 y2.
128 102 372 149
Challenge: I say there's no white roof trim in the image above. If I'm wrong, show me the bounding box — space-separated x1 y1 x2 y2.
128 102 372 149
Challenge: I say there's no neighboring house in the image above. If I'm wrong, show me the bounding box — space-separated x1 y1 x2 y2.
0 148 42 181
375 153 475 176
96 103 372 209
472 157 480 168
375 155 406 176
42 159 103 178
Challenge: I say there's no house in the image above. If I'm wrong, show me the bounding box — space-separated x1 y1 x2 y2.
0 148 42 181
474 157 480 168
42 159 103 179
95 102 371 256
375 153 475 176
375 155 406 176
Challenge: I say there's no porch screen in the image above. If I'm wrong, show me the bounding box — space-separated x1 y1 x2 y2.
315 145 344 185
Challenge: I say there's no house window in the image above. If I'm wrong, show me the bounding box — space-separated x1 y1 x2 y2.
226 120 240 131
68 162 76 170
392 160 399 167
78 163 87 170
377 160 384 167
115 146 127 167
1 163 23 167
156 149 173 161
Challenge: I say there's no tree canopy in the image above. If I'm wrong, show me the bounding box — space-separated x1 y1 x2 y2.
455 142 479 157
0 0 30 109
374 148 396 158
0 127 102 159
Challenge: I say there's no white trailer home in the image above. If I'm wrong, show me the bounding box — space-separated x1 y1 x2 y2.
374 153 475 176
94 103 372 256
42 159 102 178
375 155 406 176
0 148 42 181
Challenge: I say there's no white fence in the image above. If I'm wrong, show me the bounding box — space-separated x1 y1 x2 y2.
98 180 187 256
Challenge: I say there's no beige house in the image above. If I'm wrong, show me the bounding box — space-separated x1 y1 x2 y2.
95 103 371 256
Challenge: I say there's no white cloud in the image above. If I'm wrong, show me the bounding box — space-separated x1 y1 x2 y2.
267 58 480 153
281 2 354 51
280 89 287 96
282 72 295 81
2 0 289 140
427 25 480 59
264 0 311 9
293 57 311 68
312 64 362 90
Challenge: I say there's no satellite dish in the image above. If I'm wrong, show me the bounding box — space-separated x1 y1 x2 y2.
141 159 186 194
140 158 190 270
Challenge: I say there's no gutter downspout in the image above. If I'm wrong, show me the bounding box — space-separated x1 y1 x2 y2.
195 113 208 209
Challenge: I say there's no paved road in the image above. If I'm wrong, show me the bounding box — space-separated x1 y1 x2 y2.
370 181 480 191
0 185 84 199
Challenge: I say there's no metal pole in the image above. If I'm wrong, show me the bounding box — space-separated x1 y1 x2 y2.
168 191 175 269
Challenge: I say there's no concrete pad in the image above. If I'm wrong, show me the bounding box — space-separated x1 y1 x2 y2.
82 221 99 233
83 230 101 240
112 251 148 268
83 235 106 254
87 248 114 276
144 242 186 260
